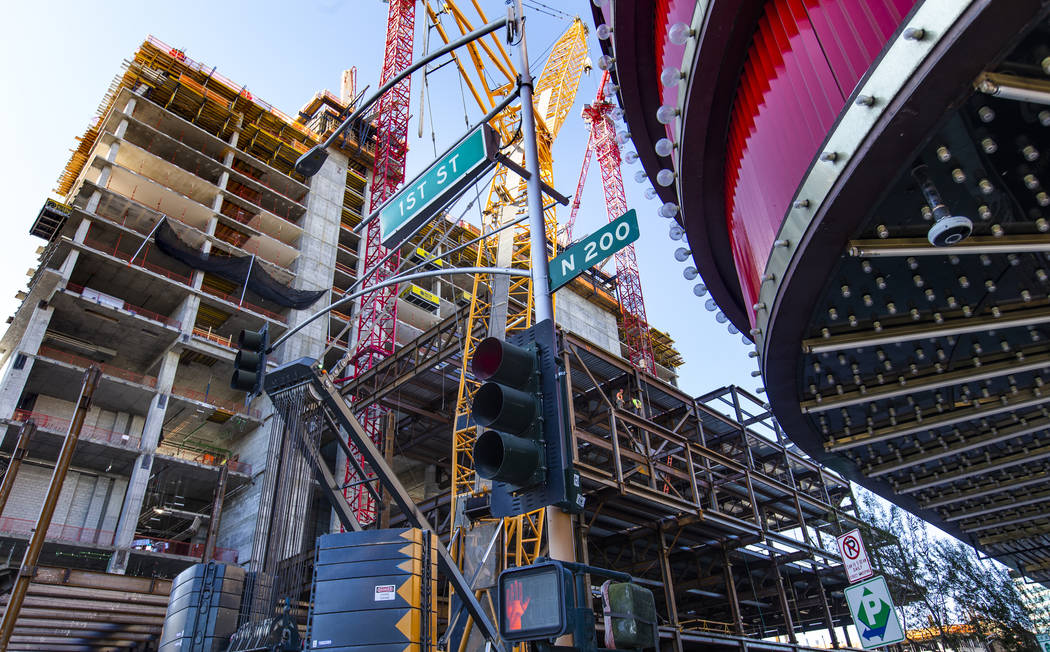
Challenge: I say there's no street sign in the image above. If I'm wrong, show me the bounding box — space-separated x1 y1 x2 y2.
844 576 904 649
379 124 499 248
1036 632 1050 652
836 529 874 583
549 209 640 292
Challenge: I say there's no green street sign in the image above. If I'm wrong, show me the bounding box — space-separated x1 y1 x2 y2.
549 209 640 292
844 576 904 649
380 124 498 248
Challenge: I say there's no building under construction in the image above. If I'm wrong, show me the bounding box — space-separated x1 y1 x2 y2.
0 34 871 651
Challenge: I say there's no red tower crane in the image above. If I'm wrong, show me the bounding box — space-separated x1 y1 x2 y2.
567 71 656 373
344 0 416 523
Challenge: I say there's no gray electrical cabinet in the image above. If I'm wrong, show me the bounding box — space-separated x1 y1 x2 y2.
159 561 246 651
308 529 436 652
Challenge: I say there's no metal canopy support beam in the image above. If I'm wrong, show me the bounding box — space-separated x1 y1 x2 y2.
802 351 1050 412
868 413 1050 478
826 389 1049 452
847 233 1050 258
898 441 1050 494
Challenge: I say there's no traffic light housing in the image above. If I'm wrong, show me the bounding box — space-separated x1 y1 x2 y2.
470 319 582 517
498 561 575 642
231 326 268 396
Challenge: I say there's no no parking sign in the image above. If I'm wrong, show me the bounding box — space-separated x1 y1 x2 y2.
836 529 874 584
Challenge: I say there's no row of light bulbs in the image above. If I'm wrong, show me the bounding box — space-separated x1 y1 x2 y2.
596 11 752 346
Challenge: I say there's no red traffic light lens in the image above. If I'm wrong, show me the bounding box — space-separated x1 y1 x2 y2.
472 338 503 381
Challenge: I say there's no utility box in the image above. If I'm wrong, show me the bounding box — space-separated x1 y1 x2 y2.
308 528 437 652
601 580 658 650
159 561 246 652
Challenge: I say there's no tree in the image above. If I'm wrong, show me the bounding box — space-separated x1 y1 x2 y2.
854 489 1037 652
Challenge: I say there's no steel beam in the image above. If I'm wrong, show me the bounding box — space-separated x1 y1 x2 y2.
897 441 1050 494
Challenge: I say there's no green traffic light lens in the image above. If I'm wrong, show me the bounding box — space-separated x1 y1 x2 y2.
474 430 541 484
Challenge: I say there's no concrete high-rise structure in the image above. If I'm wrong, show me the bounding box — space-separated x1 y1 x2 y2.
0 36 683 579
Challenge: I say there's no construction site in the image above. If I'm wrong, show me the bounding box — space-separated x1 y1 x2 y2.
0 3 881 650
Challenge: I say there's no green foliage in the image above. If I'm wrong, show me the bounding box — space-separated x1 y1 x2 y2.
854 489 1038 652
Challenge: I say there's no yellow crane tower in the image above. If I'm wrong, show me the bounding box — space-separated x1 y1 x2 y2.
421 1 588 576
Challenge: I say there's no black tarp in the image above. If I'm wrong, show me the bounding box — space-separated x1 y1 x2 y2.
153 218 325 310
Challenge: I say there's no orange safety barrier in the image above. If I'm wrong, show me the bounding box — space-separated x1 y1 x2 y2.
0 516 114 546
12 409 141 447
131 534 238 563
82 235 194 285
191 327 234 348
37 346 158 388
199 284 286 324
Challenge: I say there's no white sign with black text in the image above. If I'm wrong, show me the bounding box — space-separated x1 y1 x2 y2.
837 528 874 584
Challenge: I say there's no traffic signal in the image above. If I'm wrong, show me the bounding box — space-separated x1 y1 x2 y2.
497 561 575 642
470 319 582 517
231 326 268 396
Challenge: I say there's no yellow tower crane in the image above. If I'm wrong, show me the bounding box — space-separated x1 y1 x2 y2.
422 0 589 587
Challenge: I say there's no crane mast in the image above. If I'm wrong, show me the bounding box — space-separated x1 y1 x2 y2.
342 0 417 523
578 71 656 373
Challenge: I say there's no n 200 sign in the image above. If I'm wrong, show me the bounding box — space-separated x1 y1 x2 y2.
549 210 640 292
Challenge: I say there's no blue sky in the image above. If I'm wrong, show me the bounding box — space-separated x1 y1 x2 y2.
0 0 762 402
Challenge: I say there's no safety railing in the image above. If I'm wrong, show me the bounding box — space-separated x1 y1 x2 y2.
678 619 736 635
82 234 195 285
131 534 238 563
199 284 287 324
170 384 261 420
157 443 252 476
65 282 181 329
0 516 114 546
191 326 234 349
37 345 158 388
12 409 141 448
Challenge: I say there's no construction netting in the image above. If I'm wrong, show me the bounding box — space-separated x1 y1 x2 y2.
154 218 326 310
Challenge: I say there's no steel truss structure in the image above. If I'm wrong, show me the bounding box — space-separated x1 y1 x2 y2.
357 312 870 649
420 3 589 573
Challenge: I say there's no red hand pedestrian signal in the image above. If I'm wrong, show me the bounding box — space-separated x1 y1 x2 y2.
505 579 531 631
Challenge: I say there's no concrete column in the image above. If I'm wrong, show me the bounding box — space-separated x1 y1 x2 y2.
172 293 201 336
0 302 55 421
107 349 180 573
220 148 346 560
282 149 345 362
121 97 138 120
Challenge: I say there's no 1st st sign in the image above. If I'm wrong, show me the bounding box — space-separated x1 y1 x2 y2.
379 124 499 248
549 209 640 292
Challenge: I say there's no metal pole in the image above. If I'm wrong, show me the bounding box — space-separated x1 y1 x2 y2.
239 254 255 306
509 0 576 577
268 266 531 354
202 462 229 562
0 421 37 516
0 365 102 649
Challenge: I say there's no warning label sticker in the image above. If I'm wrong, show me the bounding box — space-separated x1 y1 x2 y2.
374 584 396 601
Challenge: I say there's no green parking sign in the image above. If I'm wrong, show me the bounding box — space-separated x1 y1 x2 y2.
844 576 904 649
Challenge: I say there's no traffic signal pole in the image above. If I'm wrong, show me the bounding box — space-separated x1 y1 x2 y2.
510 0 577 572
